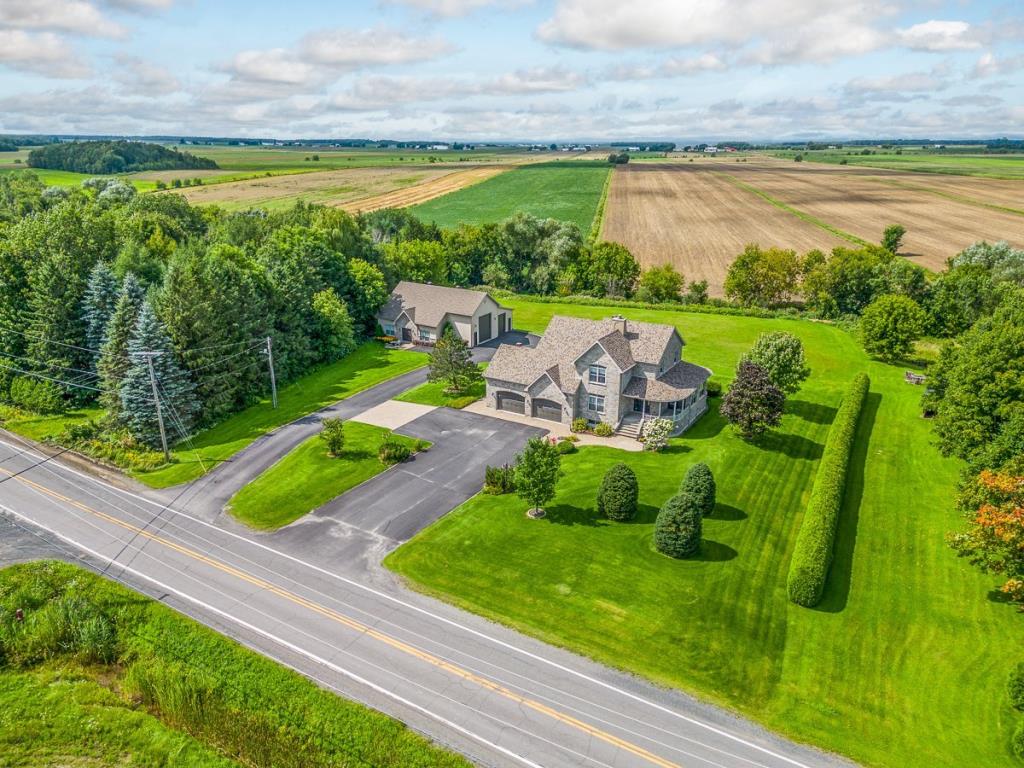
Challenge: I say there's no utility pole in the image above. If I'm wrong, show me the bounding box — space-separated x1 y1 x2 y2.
265 336 278 409
137 351 170 463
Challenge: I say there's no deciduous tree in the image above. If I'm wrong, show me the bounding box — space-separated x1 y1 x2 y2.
881 224 906 254
720 361 785 440
860 294 926 361
514 437 562 516
319 417 345 457
724 244 801 307
636 264 684 303
741 331 810 394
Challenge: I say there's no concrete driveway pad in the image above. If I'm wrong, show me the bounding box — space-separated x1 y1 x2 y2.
351 400 437 430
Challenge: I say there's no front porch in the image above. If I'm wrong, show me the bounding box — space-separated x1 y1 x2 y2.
616 394 708 439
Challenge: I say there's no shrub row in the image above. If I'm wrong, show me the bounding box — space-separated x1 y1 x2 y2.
786 372 870 607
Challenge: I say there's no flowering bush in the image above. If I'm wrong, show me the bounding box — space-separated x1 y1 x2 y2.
640 418 673 451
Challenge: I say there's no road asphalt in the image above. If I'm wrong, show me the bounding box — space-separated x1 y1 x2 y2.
0 341 857 768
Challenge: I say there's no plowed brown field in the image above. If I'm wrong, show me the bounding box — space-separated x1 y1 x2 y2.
602 160 1024 295
339 166 508 213
600 163 846 295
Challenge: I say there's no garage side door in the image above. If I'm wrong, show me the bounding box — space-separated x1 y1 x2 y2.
496 391 525 414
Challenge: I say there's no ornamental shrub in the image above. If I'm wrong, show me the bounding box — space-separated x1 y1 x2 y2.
319 418 345 457
787 372 870 607
556 439 577 455
681 462 716 517
597 463 639 521
378 433 411 465
706 381 722 397
571 417 589 433
593 421 614 437
484 464 516 494
1008 662 1024 711
654 493 702 558
640 418 673 451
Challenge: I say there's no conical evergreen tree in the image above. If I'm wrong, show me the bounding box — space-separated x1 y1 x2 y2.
97 273 145 420
654 493 702 558
120 300 199 449
81 262 119 360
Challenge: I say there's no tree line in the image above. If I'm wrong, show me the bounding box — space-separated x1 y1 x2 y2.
27 140 219 174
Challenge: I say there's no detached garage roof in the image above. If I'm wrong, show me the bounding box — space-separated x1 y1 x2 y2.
378 281 508 329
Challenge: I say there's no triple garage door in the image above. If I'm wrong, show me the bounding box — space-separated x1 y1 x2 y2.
496 391 525 414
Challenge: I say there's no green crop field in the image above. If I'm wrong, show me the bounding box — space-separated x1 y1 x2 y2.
767 148 1024 179
386 296 1022 768
410 162 612 230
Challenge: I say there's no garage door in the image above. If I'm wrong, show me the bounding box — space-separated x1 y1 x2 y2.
496 392 525 414
532 399 562 422
478 313 492 343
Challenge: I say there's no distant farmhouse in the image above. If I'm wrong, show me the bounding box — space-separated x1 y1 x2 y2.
484 315 710 436
376 281 513 347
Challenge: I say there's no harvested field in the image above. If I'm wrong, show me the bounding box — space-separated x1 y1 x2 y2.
340 165 508 213
716 160 1024 270
129 168 237 182
174 166 470 211
600 163 846 295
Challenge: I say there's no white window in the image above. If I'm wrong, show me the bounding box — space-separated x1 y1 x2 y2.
383 324 394 336
588 365 606 385
419 329 431 341
588 394 605 413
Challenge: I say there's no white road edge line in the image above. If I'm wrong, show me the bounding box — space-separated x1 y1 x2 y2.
0 435 816 768
0 502 544 768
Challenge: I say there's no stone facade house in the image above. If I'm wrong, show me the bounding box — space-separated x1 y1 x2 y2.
376 281 513 347
484 314 711 436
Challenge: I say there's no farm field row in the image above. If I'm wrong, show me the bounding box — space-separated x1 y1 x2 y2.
767 149 1024 179
386 296 1017 768
600 159 1024 294
410 162 611 231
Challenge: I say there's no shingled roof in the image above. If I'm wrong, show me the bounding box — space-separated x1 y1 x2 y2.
378 281 504 329
622 360 711 401
485 315 684 392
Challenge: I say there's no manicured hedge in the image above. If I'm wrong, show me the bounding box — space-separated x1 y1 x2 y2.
787 372 870 607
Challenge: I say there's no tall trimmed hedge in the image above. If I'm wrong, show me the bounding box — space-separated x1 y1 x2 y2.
787 372 870 607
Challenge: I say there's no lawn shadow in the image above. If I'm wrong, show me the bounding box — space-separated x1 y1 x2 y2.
661 444 692 456
706 503 747 521
814 391 881 614
755 430 824 460
682 407 727 440
787 399 837 425
634 503 661 525
986 588 1016 605
543 503 606 527
695 539 738 562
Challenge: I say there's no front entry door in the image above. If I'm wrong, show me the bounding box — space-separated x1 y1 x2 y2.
633 399 654 416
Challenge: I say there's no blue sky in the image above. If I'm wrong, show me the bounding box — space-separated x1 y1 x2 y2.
0 0 1021 141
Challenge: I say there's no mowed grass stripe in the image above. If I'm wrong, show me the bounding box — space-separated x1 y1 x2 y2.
715 172 870 247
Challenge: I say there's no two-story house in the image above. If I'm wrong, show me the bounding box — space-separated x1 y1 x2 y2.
484 314 711 437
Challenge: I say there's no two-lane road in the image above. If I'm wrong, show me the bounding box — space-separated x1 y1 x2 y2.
0 437 853 768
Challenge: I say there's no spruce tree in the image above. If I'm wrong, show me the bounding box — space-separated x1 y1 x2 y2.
120 300 199 449
596 462 639 521
680 462 716 517
428 325 481 395
97 274 145 420
654 493 702 558
81 261 120 360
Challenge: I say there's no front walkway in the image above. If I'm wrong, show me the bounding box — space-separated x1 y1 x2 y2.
461 400 644 452
351 400 436 430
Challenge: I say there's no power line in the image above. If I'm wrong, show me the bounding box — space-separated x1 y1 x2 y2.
0 360 117 396
0 323 111 358
185 341 264 373
183 337 267 354
0 349 100 379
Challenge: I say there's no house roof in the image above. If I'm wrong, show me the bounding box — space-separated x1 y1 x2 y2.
622 361 711 402
485 314 683 393
378 281 506 329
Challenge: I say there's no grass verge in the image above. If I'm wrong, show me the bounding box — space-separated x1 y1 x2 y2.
0 560 469 768
395 365 487 409
716 172 870 247
227 422 424 529
385 297 1021 768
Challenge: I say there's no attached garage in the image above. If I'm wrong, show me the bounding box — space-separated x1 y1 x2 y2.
532 398 562 422
496 391 525 414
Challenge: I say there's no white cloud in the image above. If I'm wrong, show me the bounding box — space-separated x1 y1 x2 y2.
0 29 91 78
104 0 175 9
385 0 529 17
0 0 124 37
971 51 1024 79
224 49 316 85
113 55 181 94
607 53 727 80
897 20 979 52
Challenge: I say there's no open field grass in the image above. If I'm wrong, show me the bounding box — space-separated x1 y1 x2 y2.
341 166 509 214
767 148 1024 179
411 162 611 230
600 163 846 295
227 421 422 529
717 160 1024 271
395 364 487 409
134 343 425 488
0 166 159 191
0 404 102 443
386 296 1022 768
0 561 469 768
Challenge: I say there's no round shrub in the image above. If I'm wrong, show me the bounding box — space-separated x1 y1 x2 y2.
593 421 614 437
1008 662 1024 711
681 462 716 517
378 437 411 465
556 439 577 455
654 493 702 558
596 463 639 521
571 417 589 433
706 380 722 397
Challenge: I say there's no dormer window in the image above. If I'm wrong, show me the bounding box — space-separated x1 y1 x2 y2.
588 364 606 385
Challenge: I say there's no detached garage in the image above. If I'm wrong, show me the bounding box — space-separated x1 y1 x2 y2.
495 391 526 414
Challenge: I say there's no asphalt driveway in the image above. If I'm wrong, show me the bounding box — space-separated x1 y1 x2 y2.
264 408 544 572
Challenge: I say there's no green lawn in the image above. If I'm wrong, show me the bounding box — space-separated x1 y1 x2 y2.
386 298 1022 768
135 343 426 488
0 404 102 443
0 561 468 768
410 162 611 230
228 421 424 529
395 364 487 409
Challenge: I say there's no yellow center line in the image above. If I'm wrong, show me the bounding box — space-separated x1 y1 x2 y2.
3 467 684 768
